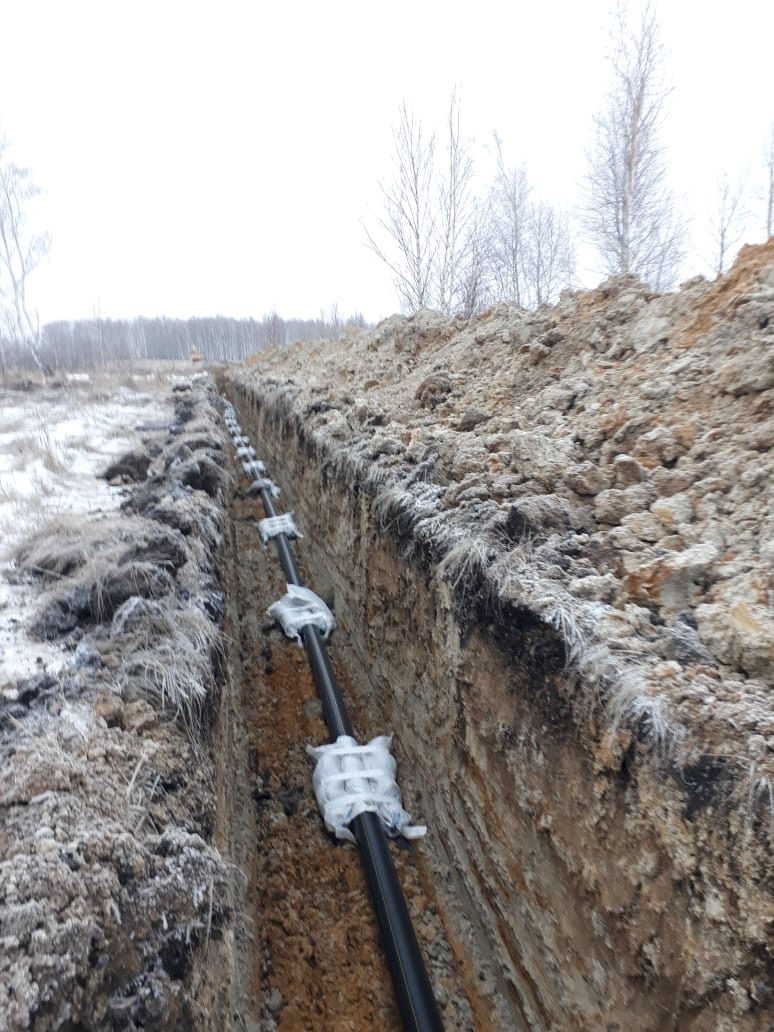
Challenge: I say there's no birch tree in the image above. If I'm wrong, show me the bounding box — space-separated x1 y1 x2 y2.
456 203 495 317
764 123 774 239
367 93 489 317
0 134 49 368
710 173 748 275
488 134 575 307
488 133 531 305
528 202 576 305
581 2 685 289
435 89 476 314
365 102 436 312
368 97 574 315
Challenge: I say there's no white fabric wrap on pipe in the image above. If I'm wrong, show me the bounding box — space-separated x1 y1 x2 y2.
306 734 427 844
236 445 257 460
258 512 303 544
243 459 267 477
246 476 280 499
267 584 334 644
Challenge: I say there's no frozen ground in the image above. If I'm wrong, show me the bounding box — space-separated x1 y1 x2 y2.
224 244 773 1028
0 371 232 1030
0 376 176 688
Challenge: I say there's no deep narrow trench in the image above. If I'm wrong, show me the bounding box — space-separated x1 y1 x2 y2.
214 434 477 1029
217 372 774 1032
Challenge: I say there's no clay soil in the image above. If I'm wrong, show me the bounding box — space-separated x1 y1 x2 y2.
218 466 480 1030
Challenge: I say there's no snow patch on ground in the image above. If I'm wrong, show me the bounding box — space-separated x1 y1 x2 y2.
0 384 172 688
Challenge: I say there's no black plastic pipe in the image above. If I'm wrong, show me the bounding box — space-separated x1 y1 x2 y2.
248 458 444 1031
259 489 353 739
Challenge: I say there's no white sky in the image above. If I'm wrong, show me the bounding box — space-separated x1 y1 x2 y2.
1 0 772 324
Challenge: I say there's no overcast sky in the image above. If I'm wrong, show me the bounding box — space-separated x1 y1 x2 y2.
1 0 772 325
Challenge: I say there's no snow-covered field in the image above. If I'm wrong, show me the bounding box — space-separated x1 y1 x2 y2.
0 375 175 688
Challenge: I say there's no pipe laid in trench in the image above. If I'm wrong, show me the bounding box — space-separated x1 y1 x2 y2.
227 402 444 1032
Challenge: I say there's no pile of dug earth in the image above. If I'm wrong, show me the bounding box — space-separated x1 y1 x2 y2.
227 241 772 1027
237 243 773 786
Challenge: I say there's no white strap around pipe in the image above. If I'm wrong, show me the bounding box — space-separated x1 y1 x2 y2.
306 734 427 844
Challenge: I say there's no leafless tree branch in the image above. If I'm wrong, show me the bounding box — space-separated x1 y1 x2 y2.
764 122 774 240
0 134 49 368
709 173 749 275
364 102 436 313
581 1 686 289
528 202 576 306
435 88 477 314
488 132 531 306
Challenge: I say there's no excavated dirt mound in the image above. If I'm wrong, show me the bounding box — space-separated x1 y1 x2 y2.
225 241 773 1029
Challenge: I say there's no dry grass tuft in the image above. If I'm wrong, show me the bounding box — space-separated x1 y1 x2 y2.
486 550 527 603
545 602 587 672
542 598 679 757
118 604 221 735
605 666 672 755
8 513 145 576
6 429 65 475
437 537 492 595
373 484 412 532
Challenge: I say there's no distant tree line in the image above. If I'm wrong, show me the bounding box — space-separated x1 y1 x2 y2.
1 123 368 373
0 309 367 373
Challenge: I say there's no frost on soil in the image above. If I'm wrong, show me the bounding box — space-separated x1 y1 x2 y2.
230 242 774 813
225 246 774 1028
0 374 231 1030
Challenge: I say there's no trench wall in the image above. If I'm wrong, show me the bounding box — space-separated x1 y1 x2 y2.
227 378 771 1031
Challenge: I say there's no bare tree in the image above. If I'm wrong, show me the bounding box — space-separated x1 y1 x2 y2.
368 97 575 317
488 133 532 305
365 102 436 312
0 134 49 368
456 202 495 317
487 135 575 307
528 202 576 305
318 301 344 338
367 93 492 318
434 89 477 314
764 123 774 240
581 2 686 289
262 309 287 349
710 173 748 275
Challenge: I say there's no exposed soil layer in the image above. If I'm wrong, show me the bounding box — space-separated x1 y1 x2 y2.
217 459 478 1030
225 245 774 1030
1 373 479 1030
